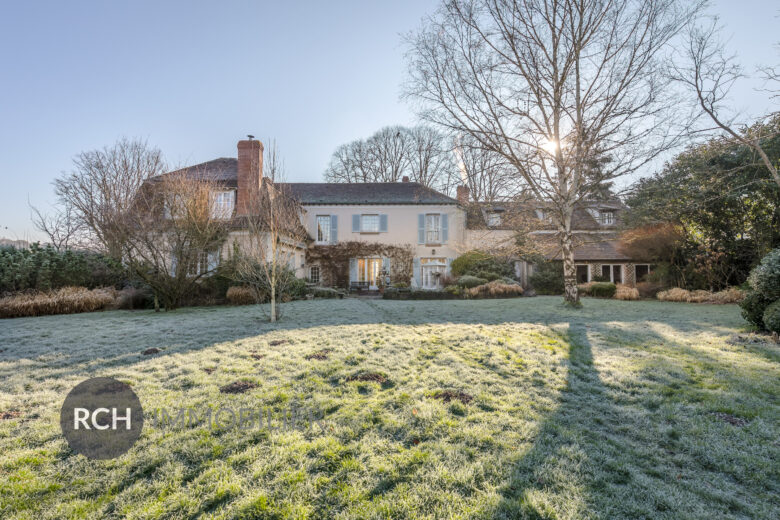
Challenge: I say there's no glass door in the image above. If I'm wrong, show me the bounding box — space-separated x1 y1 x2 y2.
357 258 382 289
420 258 446 289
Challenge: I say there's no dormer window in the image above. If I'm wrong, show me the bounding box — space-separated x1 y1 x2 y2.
599 210 615 225
487 212 502 227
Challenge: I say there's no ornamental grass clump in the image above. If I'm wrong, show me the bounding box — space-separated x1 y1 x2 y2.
0 286 116 318
466 280 524 299
615 284 640 300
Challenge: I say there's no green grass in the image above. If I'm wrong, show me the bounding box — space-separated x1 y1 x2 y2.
0 297 778 519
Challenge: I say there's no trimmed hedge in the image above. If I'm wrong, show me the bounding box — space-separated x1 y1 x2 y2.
529 262 564 295
590 282 617 298
457 275 488 288
383 288 457 300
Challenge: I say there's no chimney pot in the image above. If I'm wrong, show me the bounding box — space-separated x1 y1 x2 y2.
402 175 410 183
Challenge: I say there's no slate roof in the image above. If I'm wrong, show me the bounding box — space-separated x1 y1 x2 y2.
155 158 458 205
534 233 632 261
467 199 625 231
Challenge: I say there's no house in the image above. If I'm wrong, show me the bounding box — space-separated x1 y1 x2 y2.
157 138 649 290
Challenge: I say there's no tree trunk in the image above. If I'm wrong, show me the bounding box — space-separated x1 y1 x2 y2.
560 210 580 307
270 272 277 323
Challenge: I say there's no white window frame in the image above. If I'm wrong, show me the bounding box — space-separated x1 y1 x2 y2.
211 190 235 219
316 215 331 244
599 210 615 225
361 214 380 233
600 264 623 283
575 264 591 283
425 213 441 244
309 265 320 284
487 212 501 227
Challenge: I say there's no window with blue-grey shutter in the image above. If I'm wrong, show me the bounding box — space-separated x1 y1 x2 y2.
413 257 421 287
352 214 360 233
446 258 453 275
418 214 425 244
441 213 449 243
330 215 338 244
379 214 388 232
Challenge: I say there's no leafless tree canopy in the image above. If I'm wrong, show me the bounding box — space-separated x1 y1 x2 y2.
405 0 702 303
232 142 309 322
53 138 166 259
30 200 85 251
671 19 780 188
324 125 460 193
123 172 229 310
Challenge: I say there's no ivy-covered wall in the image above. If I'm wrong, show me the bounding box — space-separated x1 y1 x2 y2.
306 242 414 288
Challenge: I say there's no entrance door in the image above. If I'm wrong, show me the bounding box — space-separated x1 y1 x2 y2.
612 265 622 284
421 258 446 289
357 258 382 289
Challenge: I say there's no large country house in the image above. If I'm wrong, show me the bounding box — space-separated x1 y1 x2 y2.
159 139 649 290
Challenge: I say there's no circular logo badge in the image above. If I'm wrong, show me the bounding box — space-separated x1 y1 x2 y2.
60 377 144 460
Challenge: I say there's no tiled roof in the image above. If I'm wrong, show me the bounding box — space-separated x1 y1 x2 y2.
154 158 458 205
467 199 625 231
535 233 632 261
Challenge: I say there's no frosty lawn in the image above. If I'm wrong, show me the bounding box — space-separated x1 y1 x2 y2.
1 297 778 519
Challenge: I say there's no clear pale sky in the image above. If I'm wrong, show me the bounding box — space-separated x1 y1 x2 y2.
0 0 777 242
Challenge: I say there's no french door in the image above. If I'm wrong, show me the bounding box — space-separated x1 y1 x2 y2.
357 258 382 289
420 258 446 289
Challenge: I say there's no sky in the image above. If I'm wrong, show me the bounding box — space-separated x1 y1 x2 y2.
0 0 777 242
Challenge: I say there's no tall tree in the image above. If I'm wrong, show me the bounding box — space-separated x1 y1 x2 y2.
405 0 701 305
672 20 780 188
53 138 166 259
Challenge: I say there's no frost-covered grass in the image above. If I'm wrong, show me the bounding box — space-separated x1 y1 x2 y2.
1 297 778 519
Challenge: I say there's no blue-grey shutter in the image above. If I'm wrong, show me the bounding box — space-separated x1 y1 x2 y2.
413 257 421 287
330 215 338 244
170 252 177 276
352 214 360 233
379 214 388 233
418 214 425 244
349 258 357 283
446 258 453 275
441 213 449 243
382 256 390 272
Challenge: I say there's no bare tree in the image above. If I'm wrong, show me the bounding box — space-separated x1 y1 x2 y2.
324 125 456 191
30 200 85 251
405 0 701 305
672 20 780 188
123 172 229 310
53 138 166 259
453 135 515 202
232 142 308 322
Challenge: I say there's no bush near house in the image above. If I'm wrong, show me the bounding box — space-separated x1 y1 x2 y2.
0 244 126 293
456 275 488 288
226 286 256 305
615 284 640 300
383 288 458 300
763 300 780 333
450 250 515 279
658 287 745 304
589 282 617 298
741 247 780 330
466 280 524 299
529 261 564 295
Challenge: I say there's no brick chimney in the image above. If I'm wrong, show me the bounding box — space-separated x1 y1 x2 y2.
236 139 264 215
456 185 470 204
402 175 410 183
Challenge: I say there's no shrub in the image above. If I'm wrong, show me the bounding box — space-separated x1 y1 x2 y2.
311 287 344 299
740 248 780 330
615 284 639 301
457 275 488 288
762 300 780 333
709 287 745 304
0 287 116 318
451 250 514 278
577 282 594 295
687 289 714 303
591 275 610 283
747 247 780 302
115 286 154 309
529 262 564 295
444 285 462 296
226 286 256 305
450 251 491 276
590 282 617 298
383 288 456 300
392 282 409 288
474 270 502 281
636 281 664 299
741 291 772 328
657 288 691 302
466 280 524 299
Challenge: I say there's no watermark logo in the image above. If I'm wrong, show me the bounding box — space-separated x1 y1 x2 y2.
60 377 144 460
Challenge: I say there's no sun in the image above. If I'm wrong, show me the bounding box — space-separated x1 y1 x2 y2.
542 138 558 155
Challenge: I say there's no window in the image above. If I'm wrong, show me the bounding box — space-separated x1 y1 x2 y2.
420 257 446 289
211 191 235 219
310 265 320 284
576 264 589 284
361 214 379 233
601 264 622 283
187 250 219 276
536 209 553 223
599 210 615 225
426 214 441 243
635 264 651 282
487 212 502 227
316 215 331 243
